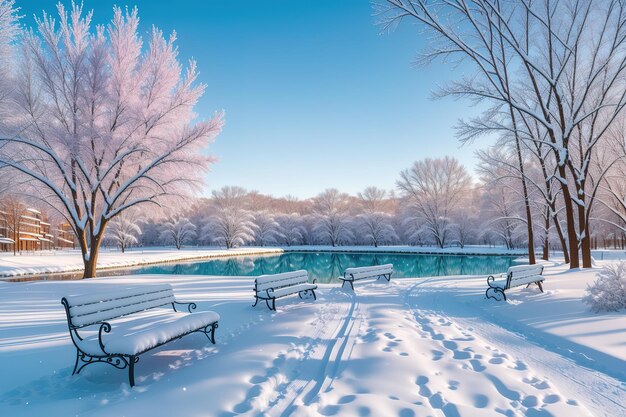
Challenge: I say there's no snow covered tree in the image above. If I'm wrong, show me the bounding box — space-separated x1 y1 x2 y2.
356 187 397 247
397 157 471 248
106 209 142 253
312 189 354 246
357 212 398 247
160 216 197 250
0 0 18 116
203 208 256 249
0 4 222 277
253 211 282 246
276 213 304 246
379 0 626 268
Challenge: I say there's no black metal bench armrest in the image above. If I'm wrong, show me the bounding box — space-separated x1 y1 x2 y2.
312 279 317 284
97 322 112 355
266 288 275 298
486 273 506 288
173 301 197 313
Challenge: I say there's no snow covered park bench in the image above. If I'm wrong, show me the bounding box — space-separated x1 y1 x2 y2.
253 270 318 311
61 284 219 387
485 264 545 301
339 264 393 290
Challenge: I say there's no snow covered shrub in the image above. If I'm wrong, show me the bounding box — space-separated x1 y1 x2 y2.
583 263 626 312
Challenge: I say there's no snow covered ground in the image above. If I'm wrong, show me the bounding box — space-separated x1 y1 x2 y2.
0 247 284 278
0 262 624 416
0 245 531 279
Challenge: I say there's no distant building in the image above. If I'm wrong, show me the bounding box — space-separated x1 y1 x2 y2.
57 223 75 249
0 210 15 251
18 208 51 251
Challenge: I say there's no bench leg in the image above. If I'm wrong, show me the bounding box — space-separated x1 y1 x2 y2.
537 281 544 293
209 322 218 344
252 296 260 307
72 350 80 375
265 298 276 311
310 289 317 301
129 356 136 387
341 280 354 290
485 286 506 301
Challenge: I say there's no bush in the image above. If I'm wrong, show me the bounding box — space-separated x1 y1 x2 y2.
583 263 626 312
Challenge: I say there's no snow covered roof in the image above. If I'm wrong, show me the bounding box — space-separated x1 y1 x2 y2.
0 237 15 244
19 231 42 238
19 221 40 228
20 215 40 222
19 237 40 242
38 237 53 243
57 237 74 244
26 208 41 214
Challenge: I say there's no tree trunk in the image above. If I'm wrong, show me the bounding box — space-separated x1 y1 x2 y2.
552 211 569 264
511 120 535 265
82 240 102 278
577 204 592 268
558 166 579 268
542 208 550 261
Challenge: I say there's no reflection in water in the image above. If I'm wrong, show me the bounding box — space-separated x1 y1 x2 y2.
136 252 517 283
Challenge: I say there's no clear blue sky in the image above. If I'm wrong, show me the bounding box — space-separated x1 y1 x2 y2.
19 0 486 199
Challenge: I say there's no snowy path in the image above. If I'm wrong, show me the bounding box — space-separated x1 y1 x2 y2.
224 281 614 416
0 272 623 417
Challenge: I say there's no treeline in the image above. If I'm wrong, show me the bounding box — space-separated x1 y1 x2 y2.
106 156 626 255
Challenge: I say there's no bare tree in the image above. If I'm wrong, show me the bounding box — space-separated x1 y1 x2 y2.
0 4 222 277
106 209 142 253
253 211 282 246
312 189 354 246
397 157 471 248
204 208 256 249
276 213 304 246
379 0 626 268
161 216 197 250
356 187 398 247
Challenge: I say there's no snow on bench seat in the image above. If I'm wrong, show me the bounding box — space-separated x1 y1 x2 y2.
339 264 393 290
253 270 317 311
486 264 545 301
62 284 219 387
79 310 220 356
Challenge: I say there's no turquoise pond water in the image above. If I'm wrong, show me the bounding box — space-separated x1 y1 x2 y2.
125 252 519 283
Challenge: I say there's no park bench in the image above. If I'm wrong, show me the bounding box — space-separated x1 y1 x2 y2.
253 270 318 311
485 264 545 301
61 284 219 387
339 264 393 290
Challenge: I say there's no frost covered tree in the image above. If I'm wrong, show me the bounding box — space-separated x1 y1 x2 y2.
0 0 18 118
253 211 282 246
204 208 256 249
106 210 142 253
160 216 197 250
312 189 354 246
397 157 471 248
276 213 304 246
0 4 222 277
356 187 397 247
